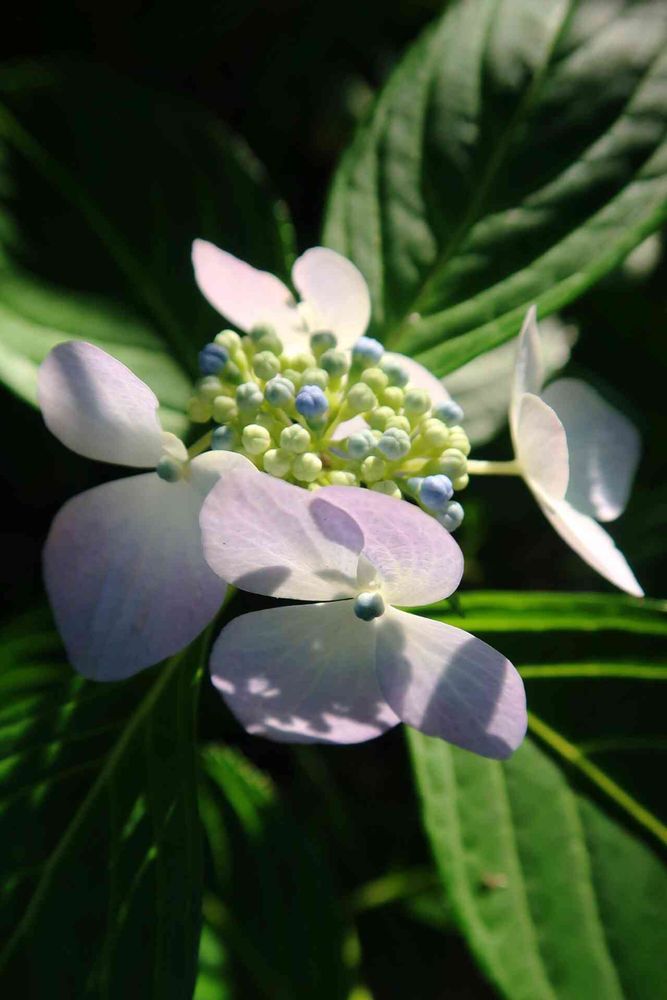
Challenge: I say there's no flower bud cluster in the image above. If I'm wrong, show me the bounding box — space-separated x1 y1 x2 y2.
186 327 470 530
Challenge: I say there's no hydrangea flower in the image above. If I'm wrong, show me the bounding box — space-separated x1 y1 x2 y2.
468 308 642 596
199 469 526 757
39 341 254 679
192 241 371 352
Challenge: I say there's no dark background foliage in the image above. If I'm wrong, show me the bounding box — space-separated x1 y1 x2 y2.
1 2 665 998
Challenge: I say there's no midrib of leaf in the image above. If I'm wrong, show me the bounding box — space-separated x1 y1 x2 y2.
0 644 189 971
528 712 667 848
383 0 577 350
520 662 667 680
0 101 194 375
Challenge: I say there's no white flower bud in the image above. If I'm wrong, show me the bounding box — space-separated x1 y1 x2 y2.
242 424 272 455
292 452 322 482
280 424 312 454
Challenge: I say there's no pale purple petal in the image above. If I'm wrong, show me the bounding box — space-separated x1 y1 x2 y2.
319 487 463 606
209 601 399 744
38 342 163 467
200 470 363 601
192 239 303 340
292 247 371 349
510 306 544 431
535 493 644 597
44 474 226 680
541 378 640 522
376 608 527 759
514 393 569 500
384 353 451 406
188 449 259 498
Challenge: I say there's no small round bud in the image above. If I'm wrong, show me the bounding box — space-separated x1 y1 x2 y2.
280 424 312 454
448 426 471 456
367 406 395 431
405 477 424 498
380 358 409 387
419 474 454 512
222 361 243 385
377 427 411 461
198 342 228 375
156 456 183 482
282 368 303 389
255 331 283 355
320 350 349 379
437 501 465 533
211 425 236 451
353 590 386 622
292 452 322 482
328 470 358 486
361 368 389 393
197 376 223 401
428 448 468 479
212 396 238 424
421 418 450 451
385 414 411 434
433 400 464 424
236 382 264 412
188 398 212 423
242 423 272 455
249 323 277 344
301 367 329 390
404 387 430 415
283 351 316 372
382 386 404 411
310 331 337 356
346 383 378 414
453 473 469 490
264 375 295 408
347 429 377 460
371 480 401 499
361 456 387 483
215 329 241 354
253 350 281 381
352 336 384 367
263 448 292 478
295 385 329 420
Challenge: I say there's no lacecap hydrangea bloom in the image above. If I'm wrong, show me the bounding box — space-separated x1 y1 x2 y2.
199 468 527 757
467 308 642 596
39 342 254 679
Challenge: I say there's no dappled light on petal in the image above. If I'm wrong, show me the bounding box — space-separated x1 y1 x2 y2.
210 601 399 744
376 608 526 759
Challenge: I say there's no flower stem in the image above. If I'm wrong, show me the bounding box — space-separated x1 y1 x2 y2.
188 430 212 459
467 458 522 476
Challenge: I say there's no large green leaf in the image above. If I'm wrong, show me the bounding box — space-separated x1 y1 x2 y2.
0 610 208 998
0 62 293 423
324 0 667 374
198 746 352 1000
408 733 667 1000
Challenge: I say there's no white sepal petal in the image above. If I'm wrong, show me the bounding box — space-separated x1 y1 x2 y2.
515 393 569 501
510 306 544 433
292 247 371 349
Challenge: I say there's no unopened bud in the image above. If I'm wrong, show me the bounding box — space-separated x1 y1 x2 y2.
263 448 292 478
242 424 271 455
212 396 238 424
292 452 322 482
280 424 311 454
361 456 387 483
253 351 281 381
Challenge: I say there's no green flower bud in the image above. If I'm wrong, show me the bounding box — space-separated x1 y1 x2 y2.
249 323 277 344
301 367 329 390
156 456 184 483
319 349 349 379
404 387 431 415
448 426 471 456
385 414 411 433
328 470 358 486
263 448 293 478
371 479 401 499
427 448 468 479
188 398 212 423
361 368 389 393
453 473 469 490
421 418 450 451
283 351 316 372
253 350 282 381
382 386 404 411
212 395 238 424
197 376 223 401
380 358 409 387
236 382 263 412
282 368 302 389
361 455 387 483
280 424 311 454
310 331 337 356
292 452 323 482
255 331 283 355
223 360 243 385
347 383 378 414
215 329 241 353
368 406 396 431
241 424 271 455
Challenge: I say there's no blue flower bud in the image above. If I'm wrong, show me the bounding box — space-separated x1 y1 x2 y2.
265 375 295 407
419 474 454 512
295 384 329 419
433 400 464 424
198 342 229 375
347 429 377 460
377 427 411 460
155 456 183 482
437 500 465 532
353 590 386 622
380 358 409 387
211 425 236 451
352 337 384 366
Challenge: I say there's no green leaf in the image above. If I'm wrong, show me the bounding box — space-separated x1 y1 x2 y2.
0 62 293 419
408 733 667 1000
199 746 351 1000
324 0 667 374
0 610 208 999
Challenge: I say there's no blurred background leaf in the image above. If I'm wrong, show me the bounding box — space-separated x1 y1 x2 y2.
324 0 667 373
